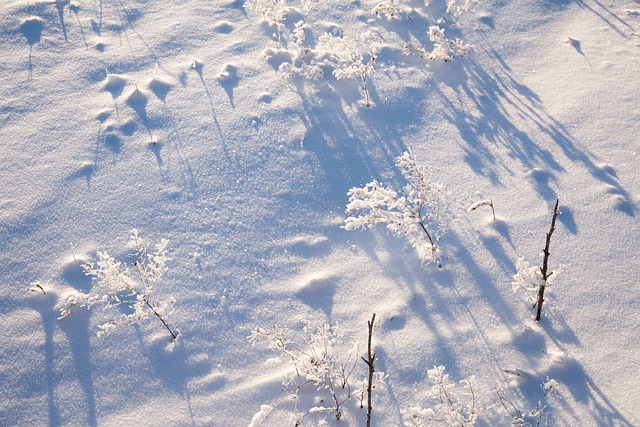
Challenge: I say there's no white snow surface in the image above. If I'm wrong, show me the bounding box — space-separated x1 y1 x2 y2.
1 0 639 426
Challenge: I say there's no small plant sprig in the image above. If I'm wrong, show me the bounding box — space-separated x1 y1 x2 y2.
404 25 474 62
318 31 381 107
246 0 318 56
28 281 46 294
247 0 327 81
372 0 410 21
250 321 361 423
512 199 561 321
442 0 480 25
344 150 449 266
250 319 387 424
407 365 480 426
58 229 178 340
495 377 560 427
468 199 496 222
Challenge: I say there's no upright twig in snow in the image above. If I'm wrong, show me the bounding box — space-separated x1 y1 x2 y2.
362 313 376 427
536 198 560 321
468 199 495 222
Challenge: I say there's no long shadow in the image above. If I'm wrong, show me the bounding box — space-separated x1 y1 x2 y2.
57 313 97 427
286 72 432 216
358 232 479 377
22 259 97 427
102 0 165 64
133 330 218 427
436 57 564 186
351 230 515 424
98 0 103 32
541 322 636 426
27 292 63 427
147 95 199 195
19 16 44 80
572 0 635 39
436 47 635 215
446 230 521 329
55 1 68 42
189 62 240 172
70 4 89 48
58 261 98 427
280 83 388 214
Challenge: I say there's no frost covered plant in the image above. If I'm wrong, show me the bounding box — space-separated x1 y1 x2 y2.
247 0 328 81
443 0 480 24
511 259 562 316
405 25 474 62
372 0 475 61
512 199 561 321
247 0 322 77
407 365 480 426
372 0 411 21
58 229 177 340
250 320 386 424
495 377 560 427
373 0 477 24
318 31 381 107
428 25 474 61
245 0 290 30
344 150 449 266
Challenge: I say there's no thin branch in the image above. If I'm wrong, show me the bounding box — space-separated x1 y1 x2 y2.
536 198 560 321
127 283 178 340
361 313 376 427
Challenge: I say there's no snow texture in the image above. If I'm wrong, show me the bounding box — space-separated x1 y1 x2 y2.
1 0 639 426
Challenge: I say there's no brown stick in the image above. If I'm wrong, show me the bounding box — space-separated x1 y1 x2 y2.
362 314 376 427
536 199 560 321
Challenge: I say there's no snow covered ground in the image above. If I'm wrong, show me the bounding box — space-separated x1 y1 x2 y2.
1 0 639 425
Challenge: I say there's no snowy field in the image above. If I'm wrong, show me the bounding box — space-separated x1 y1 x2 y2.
1 0 639 426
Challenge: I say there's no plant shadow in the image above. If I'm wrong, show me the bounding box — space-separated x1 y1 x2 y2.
435 48 635 215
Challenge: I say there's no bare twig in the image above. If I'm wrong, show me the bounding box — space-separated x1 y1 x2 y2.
361 314 376 427
536 198 560 321
468 199 495 221
28 282 46 294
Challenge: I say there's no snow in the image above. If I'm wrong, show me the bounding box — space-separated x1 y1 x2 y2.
1 0 639 426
